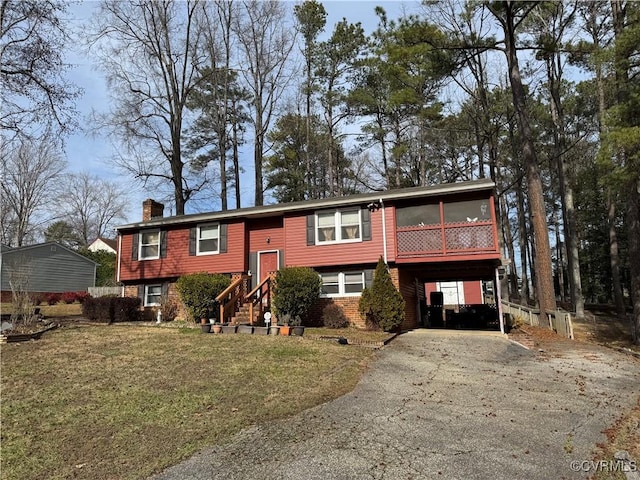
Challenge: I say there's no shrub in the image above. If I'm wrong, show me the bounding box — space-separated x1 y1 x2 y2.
175 273 231 322
322 303 349 329
61 291 77 304
113 297 142 323
81 295 141 323
30 293 45 306
272 267 321 325
75 291 90 304
358 257 405 332
159 294 179 322
46 293 61 305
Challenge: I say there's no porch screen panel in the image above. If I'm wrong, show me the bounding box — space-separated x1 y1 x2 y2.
443 200 490 223
396 204 440 227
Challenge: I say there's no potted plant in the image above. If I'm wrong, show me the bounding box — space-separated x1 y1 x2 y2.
290 315 305 336
278 313 292 336
200 317 211 333
211 321 223 334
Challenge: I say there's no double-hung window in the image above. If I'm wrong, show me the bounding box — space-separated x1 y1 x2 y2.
139 230 160 260
144 284 162 306
316 209 361 244
197 224 219 255
320 271 365 297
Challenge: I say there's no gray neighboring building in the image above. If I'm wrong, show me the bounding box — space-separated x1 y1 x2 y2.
0 243 97 297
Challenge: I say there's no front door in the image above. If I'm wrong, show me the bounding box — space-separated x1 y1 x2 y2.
258 251 279 282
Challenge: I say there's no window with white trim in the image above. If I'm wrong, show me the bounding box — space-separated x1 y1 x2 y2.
197 223 219 255
320 271 365 297
316 209 361 244
139 230 160 260
144 284 162 306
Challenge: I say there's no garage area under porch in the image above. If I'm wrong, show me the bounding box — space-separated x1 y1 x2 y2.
394 260 504 333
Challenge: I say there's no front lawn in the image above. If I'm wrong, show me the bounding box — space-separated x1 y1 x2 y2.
1 325 374 480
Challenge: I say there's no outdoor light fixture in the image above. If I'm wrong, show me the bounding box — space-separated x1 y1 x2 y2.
367 201 380 212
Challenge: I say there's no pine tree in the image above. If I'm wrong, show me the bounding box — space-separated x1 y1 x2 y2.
358 257 405 332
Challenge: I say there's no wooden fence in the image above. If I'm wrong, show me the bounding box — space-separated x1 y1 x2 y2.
88 286 123 297
501 300 574 339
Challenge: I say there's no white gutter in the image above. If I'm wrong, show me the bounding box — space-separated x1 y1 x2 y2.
380 198 388 264
116 233 122 283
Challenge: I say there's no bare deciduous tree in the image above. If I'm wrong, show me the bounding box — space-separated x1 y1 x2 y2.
54 172 130 247
233 0 295 206
0 135 66 246
88 0 208 215
0 0 79 141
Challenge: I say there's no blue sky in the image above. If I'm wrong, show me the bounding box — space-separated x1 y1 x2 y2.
63 1 421 222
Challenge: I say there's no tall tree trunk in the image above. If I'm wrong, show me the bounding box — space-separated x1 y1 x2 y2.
232 107 241 209
492 1 557 325
547 61 583 316
628 180 640 344
608 192 626 316
516 180 530 304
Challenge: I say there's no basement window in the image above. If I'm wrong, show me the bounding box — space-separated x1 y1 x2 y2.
319 271 365 297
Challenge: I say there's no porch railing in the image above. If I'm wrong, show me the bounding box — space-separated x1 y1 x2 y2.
396 222 496 258
501 300 574 339
244 275 272 325
216 274 251 323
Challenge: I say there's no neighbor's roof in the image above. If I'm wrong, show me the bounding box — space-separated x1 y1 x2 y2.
92 237 117 250
116 178 495 231
0 242 99 265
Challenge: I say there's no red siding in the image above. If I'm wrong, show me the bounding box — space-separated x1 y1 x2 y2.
119 222 246 281
248 217 285 252
284 208 395 267
464 281 483 304
424 281 482 304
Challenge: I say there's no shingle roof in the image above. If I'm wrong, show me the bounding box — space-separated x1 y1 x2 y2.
116 178 495 231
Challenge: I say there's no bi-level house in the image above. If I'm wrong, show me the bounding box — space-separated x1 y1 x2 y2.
115 178 504 331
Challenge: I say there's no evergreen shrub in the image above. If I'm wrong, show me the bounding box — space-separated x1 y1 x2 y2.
175 273 231 321
358 257 405 332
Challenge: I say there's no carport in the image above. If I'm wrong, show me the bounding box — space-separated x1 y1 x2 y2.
395 259 505 333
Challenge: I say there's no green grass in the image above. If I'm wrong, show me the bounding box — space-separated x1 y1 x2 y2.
1 325 375 480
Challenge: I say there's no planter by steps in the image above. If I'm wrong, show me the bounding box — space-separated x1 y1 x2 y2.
221 324 237 334
253 326 268 335
292 326 305 337
237 324 253 334
268 326 280 336
279 325 291 336
211 324 223 334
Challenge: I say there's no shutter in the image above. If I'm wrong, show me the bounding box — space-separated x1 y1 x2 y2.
278 250 285 269
249 252 258 289
137 284 144 303
162 282 169 297
364 269 374 288
160 230 167 258
306 215 315 245
189 227 197 256
219 224 228 253
131 233 139 261
362 208 372 241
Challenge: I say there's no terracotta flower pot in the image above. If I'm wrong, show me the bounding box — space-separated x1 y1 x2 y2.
212 324 222 334
279 325 291 336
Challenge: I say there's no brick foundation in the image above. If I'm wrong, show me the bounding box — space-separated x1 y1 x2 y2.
308 297 365 328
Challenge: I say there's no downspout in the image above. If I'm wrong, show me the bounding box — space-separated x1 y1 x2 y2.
116 232 122 284
380 198 388 264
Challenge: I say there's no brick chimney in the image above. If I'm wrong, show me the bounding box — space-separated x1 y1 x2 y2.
142 199 164 221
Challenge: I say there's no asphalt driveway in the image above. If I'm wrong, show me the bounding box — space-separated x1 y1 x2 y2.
152 330 640 480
